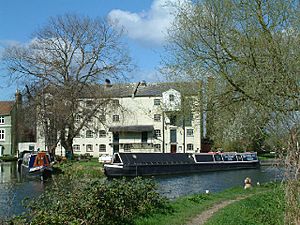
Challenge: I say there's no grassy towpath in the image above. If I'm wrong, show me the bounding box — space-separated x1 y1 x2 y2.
135 182 284 225
186 195 251 225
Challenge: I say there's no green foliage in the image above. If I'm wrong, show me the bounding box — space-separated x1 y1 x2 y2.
136 183 282 225
53 158 103 179
187 193 213 203
205 185 285 225
11 177 168 225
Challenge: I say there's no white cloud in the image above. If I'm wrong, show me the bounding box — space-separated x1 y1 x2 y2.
108 0 188 46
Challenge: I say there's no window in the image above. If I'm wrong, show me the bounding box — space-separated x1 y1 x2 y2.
170 129 177 143
73 145 80 152
154 129 161 137
187 129 194 137
154 114 161 122
187 144 194 151
0 116 4 124
99 114 106 122
99 144 106 152
154 99 160 106
86 144 93 152
124 144 131 152
99 130 106 138
141 132 148 143
74 114 81 123
113 115 119 122
154 144 161 152
169 94 175 101
86 130 93 138
87 117 93 123
169 115 177 125
112 99 119 105
0 129 5 141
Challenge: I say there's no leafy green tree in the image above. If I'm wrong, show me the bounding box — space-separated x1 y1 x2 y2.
164 0 299 222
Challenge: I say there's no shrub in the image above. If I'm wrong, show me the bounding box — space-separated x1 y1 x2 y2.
11 176 168 225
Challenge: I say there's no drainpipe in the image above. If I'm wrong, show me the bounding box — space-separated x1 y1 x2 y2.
183 118 185 153
162 112 165 153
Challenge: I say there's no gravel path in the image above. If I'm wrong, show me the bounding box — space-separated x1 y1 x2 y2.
185 196 248 225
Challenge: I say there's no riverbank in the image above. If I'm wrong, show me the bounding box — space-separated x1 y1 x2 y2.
135 182 284 225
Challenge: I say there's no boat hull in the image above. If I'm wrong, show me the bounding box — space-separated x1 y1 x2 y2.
104 161 260 177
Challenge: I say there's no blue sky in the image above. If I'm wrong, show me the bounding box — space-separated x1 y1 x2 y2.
0 0 182 100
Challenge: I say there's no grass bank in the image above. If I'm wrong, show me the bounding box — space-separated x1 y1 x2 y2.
135 182 283 225
53 158 104 179
205 183 284 225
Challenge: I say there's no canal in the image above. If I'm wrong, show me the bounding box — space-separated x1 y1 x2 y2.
0 161 283 220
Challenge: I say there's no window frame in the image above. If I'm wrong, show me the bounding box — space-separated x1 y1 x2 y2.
99 130 106 138
154 129 161 137
86 144 93 152
154 114 161 122
186 129 194 137
154 144 161 152
187 144 194 151
0 116 4 124
169 94 175 102
112 115 120 122
0 129 5 141
86 130 94 138
154 99 160 106
99 144 106 152
73 144 81 152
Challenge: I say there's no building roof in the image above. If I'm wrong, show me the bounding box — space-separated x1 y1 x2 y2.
102 82 201 98
0 101 14 116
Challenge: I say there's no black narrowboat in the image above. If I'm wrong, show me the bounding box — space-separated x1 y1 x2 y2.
104 152 260 177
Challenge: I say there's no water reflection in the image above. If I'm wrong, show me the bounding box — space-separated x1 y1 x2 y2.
156 167 284 199
0 162 46 220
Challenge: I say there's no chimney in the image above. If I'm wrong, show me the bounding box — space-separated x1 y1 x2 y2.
105 79 112 88
15 89 22 107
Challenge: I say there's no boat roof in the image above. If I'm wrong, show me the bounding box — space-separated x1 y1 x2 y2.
117 153 194 165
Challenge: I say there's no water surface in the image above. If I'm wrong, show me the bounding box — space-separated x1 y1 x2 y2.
155 167 283 199
0 162 283 220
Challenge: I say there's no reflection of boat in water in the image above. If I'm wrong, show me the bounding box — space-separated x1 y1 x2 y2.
104 152 260 177
18 151 53 180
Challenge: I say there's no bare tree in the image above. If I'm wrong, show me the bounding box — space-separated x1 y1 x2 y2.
2 14 132 156
165 0 299 223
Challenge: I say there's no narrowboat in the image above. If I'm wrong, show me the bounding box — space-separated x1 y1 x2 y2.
20 151 53 180
104 152 260 177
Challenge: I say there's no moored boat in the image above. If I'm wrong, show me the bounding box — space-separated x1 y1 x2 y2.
104 152 260 177
20 151 53 180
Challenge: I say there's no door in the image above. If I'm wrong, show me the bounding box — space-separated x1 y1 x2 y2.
113 132 119 153
170 129 177 143
141 132 148 143
171 144 177 153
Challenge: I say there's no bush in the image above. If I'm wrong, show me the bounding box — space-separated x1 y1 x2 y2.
11 176 169 225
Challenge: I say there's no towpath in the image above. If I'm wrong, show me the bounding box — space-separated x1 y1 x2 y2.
185 196 249 225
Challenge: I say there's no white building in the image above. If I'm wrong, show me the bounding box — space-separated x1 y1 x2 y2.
36 81 202 157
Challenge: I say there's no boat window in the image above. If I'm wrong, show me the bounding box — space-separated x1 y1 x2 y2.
242 154 257 161
214 154 223 161
195 154 214 162
223 154 237 161
237 155 243 161
113 154 122 164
